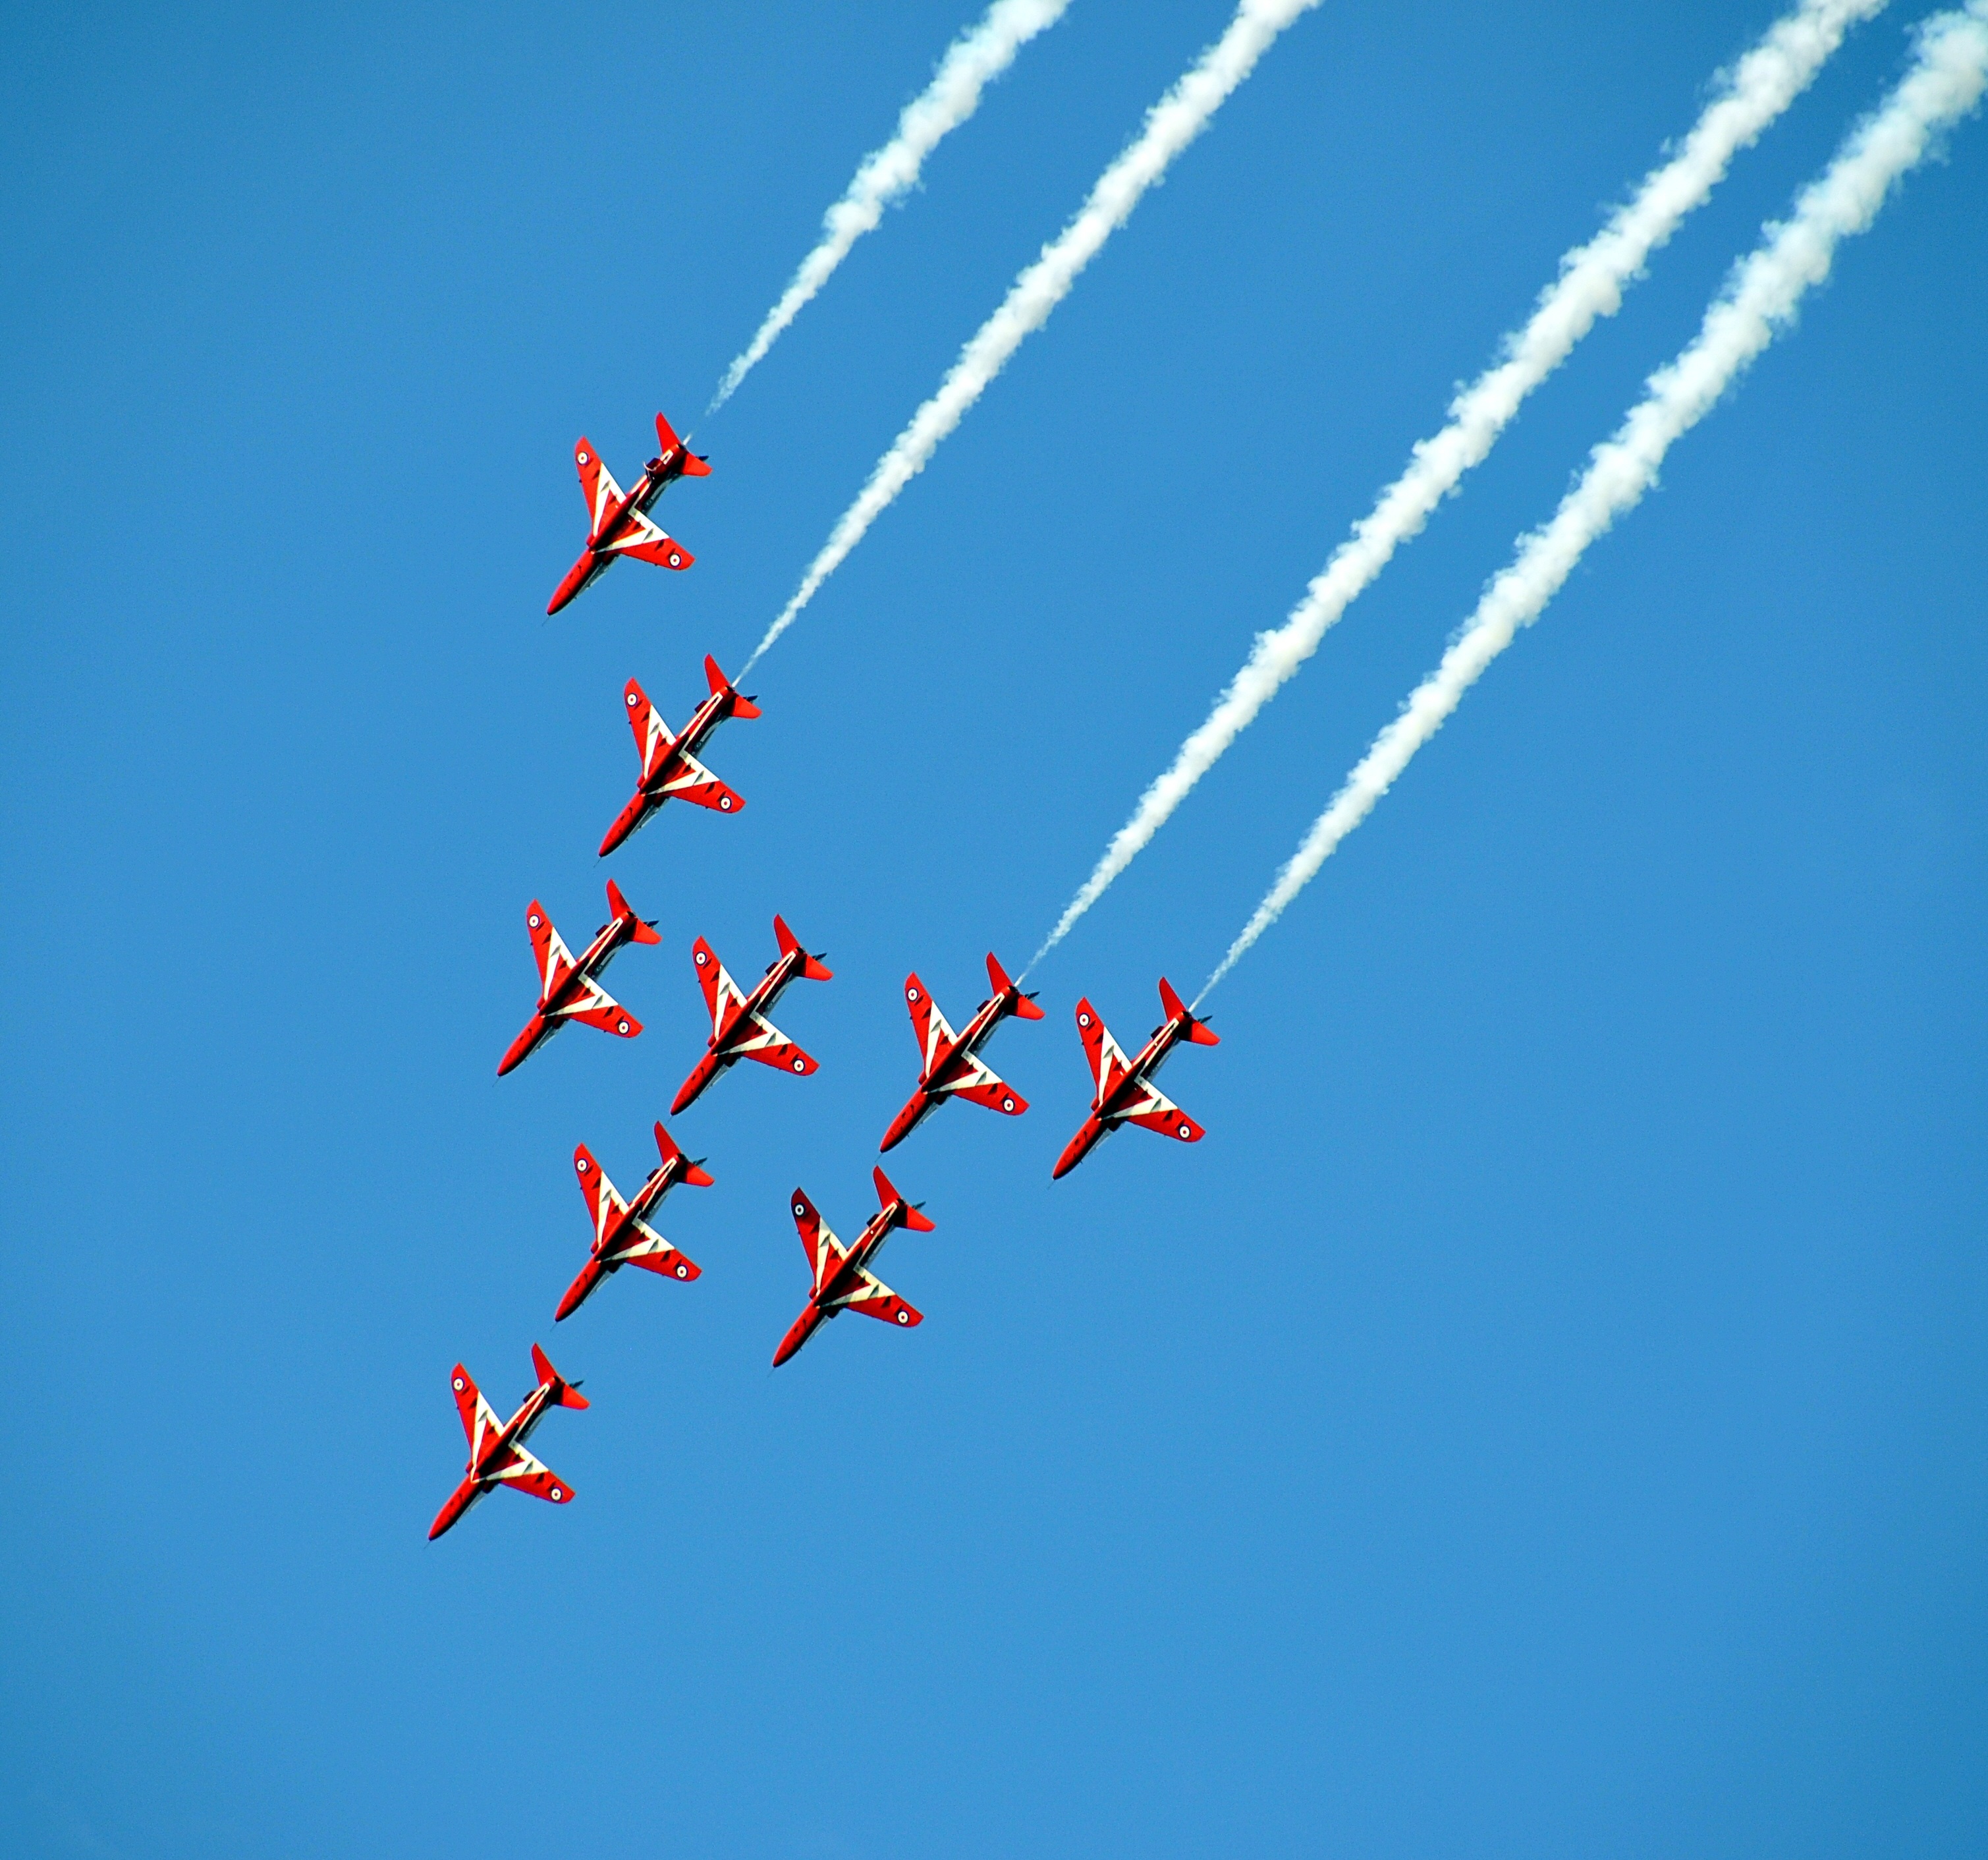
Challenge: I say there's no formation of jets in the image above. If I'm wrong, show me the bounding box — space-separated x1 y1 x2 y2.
433 412 1224 1535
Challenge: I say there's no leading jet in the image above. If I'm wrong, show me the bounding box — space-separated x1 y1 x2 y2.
428 1343 588 1540
547 411 709 615
881 951 1043 1151
773 1167 935 1368
597 656 760 856
497 878 660 1076
556 1119 712 1321
671 915 831 1114
1051 977 1219 1179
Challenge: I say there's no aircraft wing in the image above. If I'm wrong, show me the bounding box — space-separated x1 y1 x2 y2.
599 1214 700 1280
947 1061 1027 1117
1119 1081 1204 1144
651 745 742 814
527 903 576 1000
790 1188 849 1295
604 507 690 570
830 1265 923 1328
624 677 679 772
903 974 957 1075
576 438 623 542
728 1009 817 1077
572 1145 628 1245
692 940 749 1039
491 1446 574 1505
1073 1000 1132 1102
558 978 640 1039
451 1366 504 1459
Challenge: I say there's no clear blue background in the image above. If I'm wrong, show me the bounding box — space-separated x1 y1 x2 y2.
2 3 1983 1854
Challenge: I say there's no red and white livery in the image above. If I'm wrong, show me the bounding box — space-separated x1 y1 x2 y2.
555 1120 712 1322
1051 977 1219 1180
497 878 661 1076
597 656 760 856
670 915 831 1115
880 951 1043 1152
428 1343 590 1540
773 1166 935 1368
547 411 709 615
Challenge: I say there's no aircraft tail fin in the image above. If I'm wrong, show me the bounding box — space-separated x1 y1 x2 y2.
704 654 761 719
607 878 662 945
774 914 832 981
657 411 711 476
653 1119 715 1187
874 1165 936 1231
1159 976 1219 1044
988 951 1045 1019
531 1342 590 1409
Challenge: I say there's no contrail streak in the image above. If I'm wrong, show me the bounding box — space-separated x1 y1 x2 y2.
1199 1 1988 1002
740 0 1323 679
1031 0 1889 972
708 0 1072 415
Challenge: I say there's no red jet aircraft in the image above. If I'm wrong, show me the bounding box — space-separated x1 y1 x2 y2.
547 411 709 615
497 879 660 1076
428 1343 589 1540
597 656 760 856
671 915 831 1114
881 951 1043 1151
1051 977 1219 1179
773 1166 935 1367
556 1120 712 1321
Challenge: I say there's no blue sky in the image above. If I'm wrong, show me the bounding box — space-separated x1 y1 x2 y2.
2 3 1984 1854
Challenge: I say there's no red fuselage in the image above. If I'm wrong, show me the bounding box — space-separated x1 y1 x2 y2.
881 988 1027 1151
427 1382 559 1540
1051 1015 1192 1180
671 945 812 1115
771 1208 897 1368
497 916 642 1076
597 683 748 856
547 454 690 615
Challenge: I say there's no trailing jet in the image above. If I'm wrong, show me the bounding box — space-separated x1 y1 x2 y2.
598 656 760 855
671 915 831 1114
1051 977 1219 1179
773 1167 935 1367
881 951 1043 1152
547 411 709 615
428 1343 589 1540
556 1120 712 1322
497 879 660 1076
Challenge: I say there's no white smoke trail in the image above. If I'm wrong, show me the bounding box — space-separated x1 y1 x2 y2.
740 0 1323 678
1030 0 1889 972
708 0 1072 416
1199 1 1988 1001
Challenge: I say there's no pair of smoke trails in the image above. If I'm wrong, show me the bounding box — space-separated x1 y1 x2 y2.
1031 0 1892 972
1198 1 1988 1001
707 0 1072 417
738 0 1326 680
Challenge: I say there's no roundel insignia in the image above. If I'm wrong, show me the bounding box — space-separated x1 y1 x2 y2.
1178 1122 1192 1138
530 913 542 928
674 1262 688 1278
549 1486 563 1501
576 1158 588 1172
616 1019 631 1034
668 551 682 567
626 691 638 707
1078 1012 1091 1027
908 987 920 1002
719 797 732 810
695 950 708 965
793 1202 806 1218
577 451 589 465
1002 1096 1016 1112
452 1376 465 1391
895 1310 910 1324
791 1057 806 1072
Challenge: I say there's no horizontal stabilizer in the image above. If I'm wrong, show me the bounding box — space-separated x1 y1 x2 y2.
774 914 831 982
